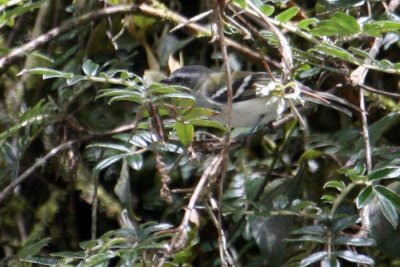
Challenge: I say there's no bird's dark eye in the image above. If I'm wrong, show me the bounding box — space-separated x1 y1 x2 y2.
284 86 295 94
172 76 184 84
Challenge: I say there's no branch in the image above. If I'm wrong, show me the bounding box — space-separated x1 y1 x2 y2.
0 2 268 73
348 0 400 238
0 140 76 203
170 155 222 252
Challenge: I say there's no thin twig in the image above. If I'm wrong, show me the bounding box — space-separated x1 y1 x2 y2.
358 83 400 99
170 155 222 252
91 174 98 240
246 0 293 77
214 2 234 265
0 5 139 71
205 201 234 266
0 2 270 73
170 9 213 33
0 140 76 203
348 0 400 238
350 40 383 172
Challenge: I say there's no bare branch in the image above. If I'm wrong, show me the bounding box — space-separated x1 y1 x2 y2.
0 140 76 203
0 2 270 73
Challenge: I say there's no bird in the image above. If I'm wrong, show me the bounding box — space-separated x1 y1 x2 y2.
161 65 353 128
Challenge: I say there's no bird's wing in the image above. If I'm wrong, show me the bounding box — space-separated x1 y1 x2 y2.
207 72 273 103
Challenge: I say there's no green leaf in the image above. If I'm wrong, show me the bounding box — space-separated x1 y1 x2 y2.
97 89 143 104
260 4 274 16
375 186 399 228
87 143 131 153
332 215 358 232
335 250 374 264
132 14 156 29
321 194 335 203
128 135 150 147
275 7 299 23
298 18 319 30
233 0 247 8
18 237 52 258
21 256 83 266
292 225 326 235
18 67 70 79
362 112 400 147
189 119 226 131
338 164 366 176
176 121 194 147
149 84 188 94
331 12 360 34
82 59 99 76
378 59 394 68
299 149 323 161
324 180 345 191
66 75 85 85
368 166 400 181
155 93 196 107
93 154 125 174
334 236 376 246
286 234 326 243
314 43 358 62
356 185 375 208
83 250 116 265
0 0 45 27
375 185 400 211
311 12 360 36
126 153 143 170
349 47 373 59
364 20 400 37
180 107 217 120
114 160 131 205
311 21 342 36
0 100 50 141
299 251 328 266
298 67 321 78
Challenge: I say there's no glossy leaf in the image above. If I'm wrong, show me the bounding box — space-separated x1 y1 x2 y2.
66 75 85 85
375 185 400 211
155 93 196 107
96 89 143 104
375 186 399 228
82 59 99 76
87 143 131 153
92 154 125 174
18 67 70 79
233 0 247 9
275 7 299 22
311 12 360 36
299 251 328 266
176 121 194 147
260 4 274 16
324 180 345 191
180 107 217 120
356 185 375 208
126 153 144 170
314 43 358 62
335 250 374 264
364 20 400 37
189 119 226 131
362 112 400 147
291 225 326 235
17 238 52 258
368 166 400 181
334 236 376 246
298 18 319 30
332 215 358 232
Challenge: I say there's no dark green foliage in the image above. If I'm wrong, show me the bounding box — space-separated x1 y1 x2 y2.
1 0 400 266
